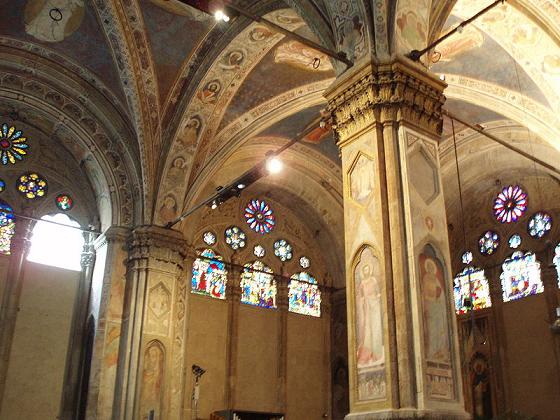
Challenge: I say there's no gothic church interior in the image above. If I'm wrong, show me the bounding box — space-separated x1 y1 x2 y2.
0 0 559 419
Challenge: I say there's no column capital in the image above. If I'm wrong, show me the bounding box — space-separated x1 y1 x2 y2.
325 58 446 145
127 225 187 267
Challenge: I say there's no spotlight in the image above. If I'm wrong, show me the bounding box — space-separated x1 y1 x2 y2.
192 364 206 378
266 156 283 174
214 10 229 22
237 183 246 189
439 74 446 81
211 199 218 210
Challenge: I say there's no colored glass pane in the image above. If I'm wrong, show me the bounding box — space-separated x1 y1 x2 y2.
508 234 521 249
0 179 5 192
500 251 543 302
453 266 492 314
478 230 499 255
289 272 321 317
0 123 29 165
55 194 73 211
299 256 310 269
493 185 527 223
17 172 47 199
225 226 246 250
528 211 552 238
0 200 15 255
191 249 227 299
203 231 216 245
554 244 560 288
253 244 265 258
461 251 473 265
244 198 275 234
274 239 292 261
240 260 276 308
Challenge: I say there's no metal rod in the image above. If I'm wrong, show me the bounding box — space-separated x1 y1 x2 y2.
222 0 353 68
0 209 100 235
165 116 324 229
407 0 506 61
443 109 560 177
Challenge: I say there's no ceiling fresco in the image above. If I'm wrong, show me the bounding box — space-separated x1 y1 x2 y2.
140 0 213 104
0 0 126 104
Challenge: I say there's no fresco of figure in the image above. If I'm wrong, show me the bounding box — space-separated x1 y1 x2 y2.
25 0 85 43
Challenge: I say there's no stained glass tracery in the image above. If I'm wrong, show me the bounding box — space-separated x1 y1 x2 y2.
244 199 275 234
240 260 276 308
17 173 47 199
0 123 29 165
253 244 265 258
299 256 310 269
554 244 560 288
289 271 321 317
0 200 15 255
225 226 246 250
274 239 292 261
528 211 552 238
55 194 73 211
500 251 543 302
461 251 473 265
0 179 5 193
203 231 216 246
191 249 227 299
493 185 527 223
479 231 499 255
453 266 491 314
508 234 521 249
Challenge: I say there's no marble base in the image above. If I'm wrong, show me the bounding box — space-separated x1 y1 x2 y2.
345 408 471 420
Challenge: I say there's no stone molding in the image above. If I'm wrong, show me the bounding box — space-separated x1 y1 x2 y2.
345 407 471 420
325 59 446 145
127 225 187 267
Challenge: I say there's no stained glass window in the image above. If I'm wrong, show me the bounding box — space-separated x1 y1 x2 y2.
453 266 492 314
289 271 321 317
1 123 29 165
493 185 527 223
500 251 543 302
244 198 275 234
203 231 216 246
554 244 560 288
461 251 473 265
508 234 521 249
240 260 276 308
274 239 292 262
17 173 47 199
0 179 5 193
479 231 499 255
225 226 246 250
299 256 310 269
528 211 552 238
253 244 265 258
55 194 73 211
0 200 15 255
191 249 227 299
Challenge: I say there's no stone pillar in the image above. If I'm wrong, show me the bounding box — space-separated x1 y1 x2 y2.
113 225 187 420
225 256 241 410
325 58 468 419
276 268 289 413
60 230 96 420
0 217 32 411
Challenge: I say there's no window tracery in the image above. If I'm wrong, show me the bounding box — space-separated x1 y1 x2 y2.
240 260 276 308
453 266 491 314
191 249 227 299
500 251 543 302
289 271 321 317
0 200 15 255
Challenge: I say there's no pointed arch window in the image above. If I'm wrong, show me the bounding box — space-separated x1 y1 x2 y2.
554 243 560 288
453 266 491 314
191 249 227 299
0 200 15 255
289 271 321 317
240 260 276 308
500 251 543 302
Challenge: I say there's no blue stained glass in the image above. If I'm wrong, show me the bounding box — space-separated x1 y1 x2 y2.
528 211 552 238
191 249 227 299
554 244 560 288
508 234 521 249
0 179 5 192
453 266 491 314
0 200 14 255
274 239 292 261
500 251 543 302
225 226 246 250
240 260 276 308
0 123 29 165
479 230 499 255
244 199 275 234
289 272 321 317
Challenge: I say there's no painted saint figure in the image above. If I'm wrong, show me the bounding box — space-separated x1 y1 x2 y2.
354 247 384 367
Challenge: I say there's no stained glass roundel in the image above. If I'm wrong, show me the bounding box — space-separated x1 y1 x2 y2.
0 123 29 165
493 185 527 223
479 230 499 255
461 251 473 265
274 239 292 262
55 194 73 211
299 256 310 269
203 231 216 245
254 244 265 258
528 211 552 238
225 226 246 250
509 234 522 249
0 179 5 193
17 173 47 199
0 201 14 227
244 199 275 234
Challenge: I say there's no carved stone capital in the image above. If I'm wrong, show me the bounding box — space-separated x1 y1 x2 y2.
325 58 446 145
127 225 187 268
